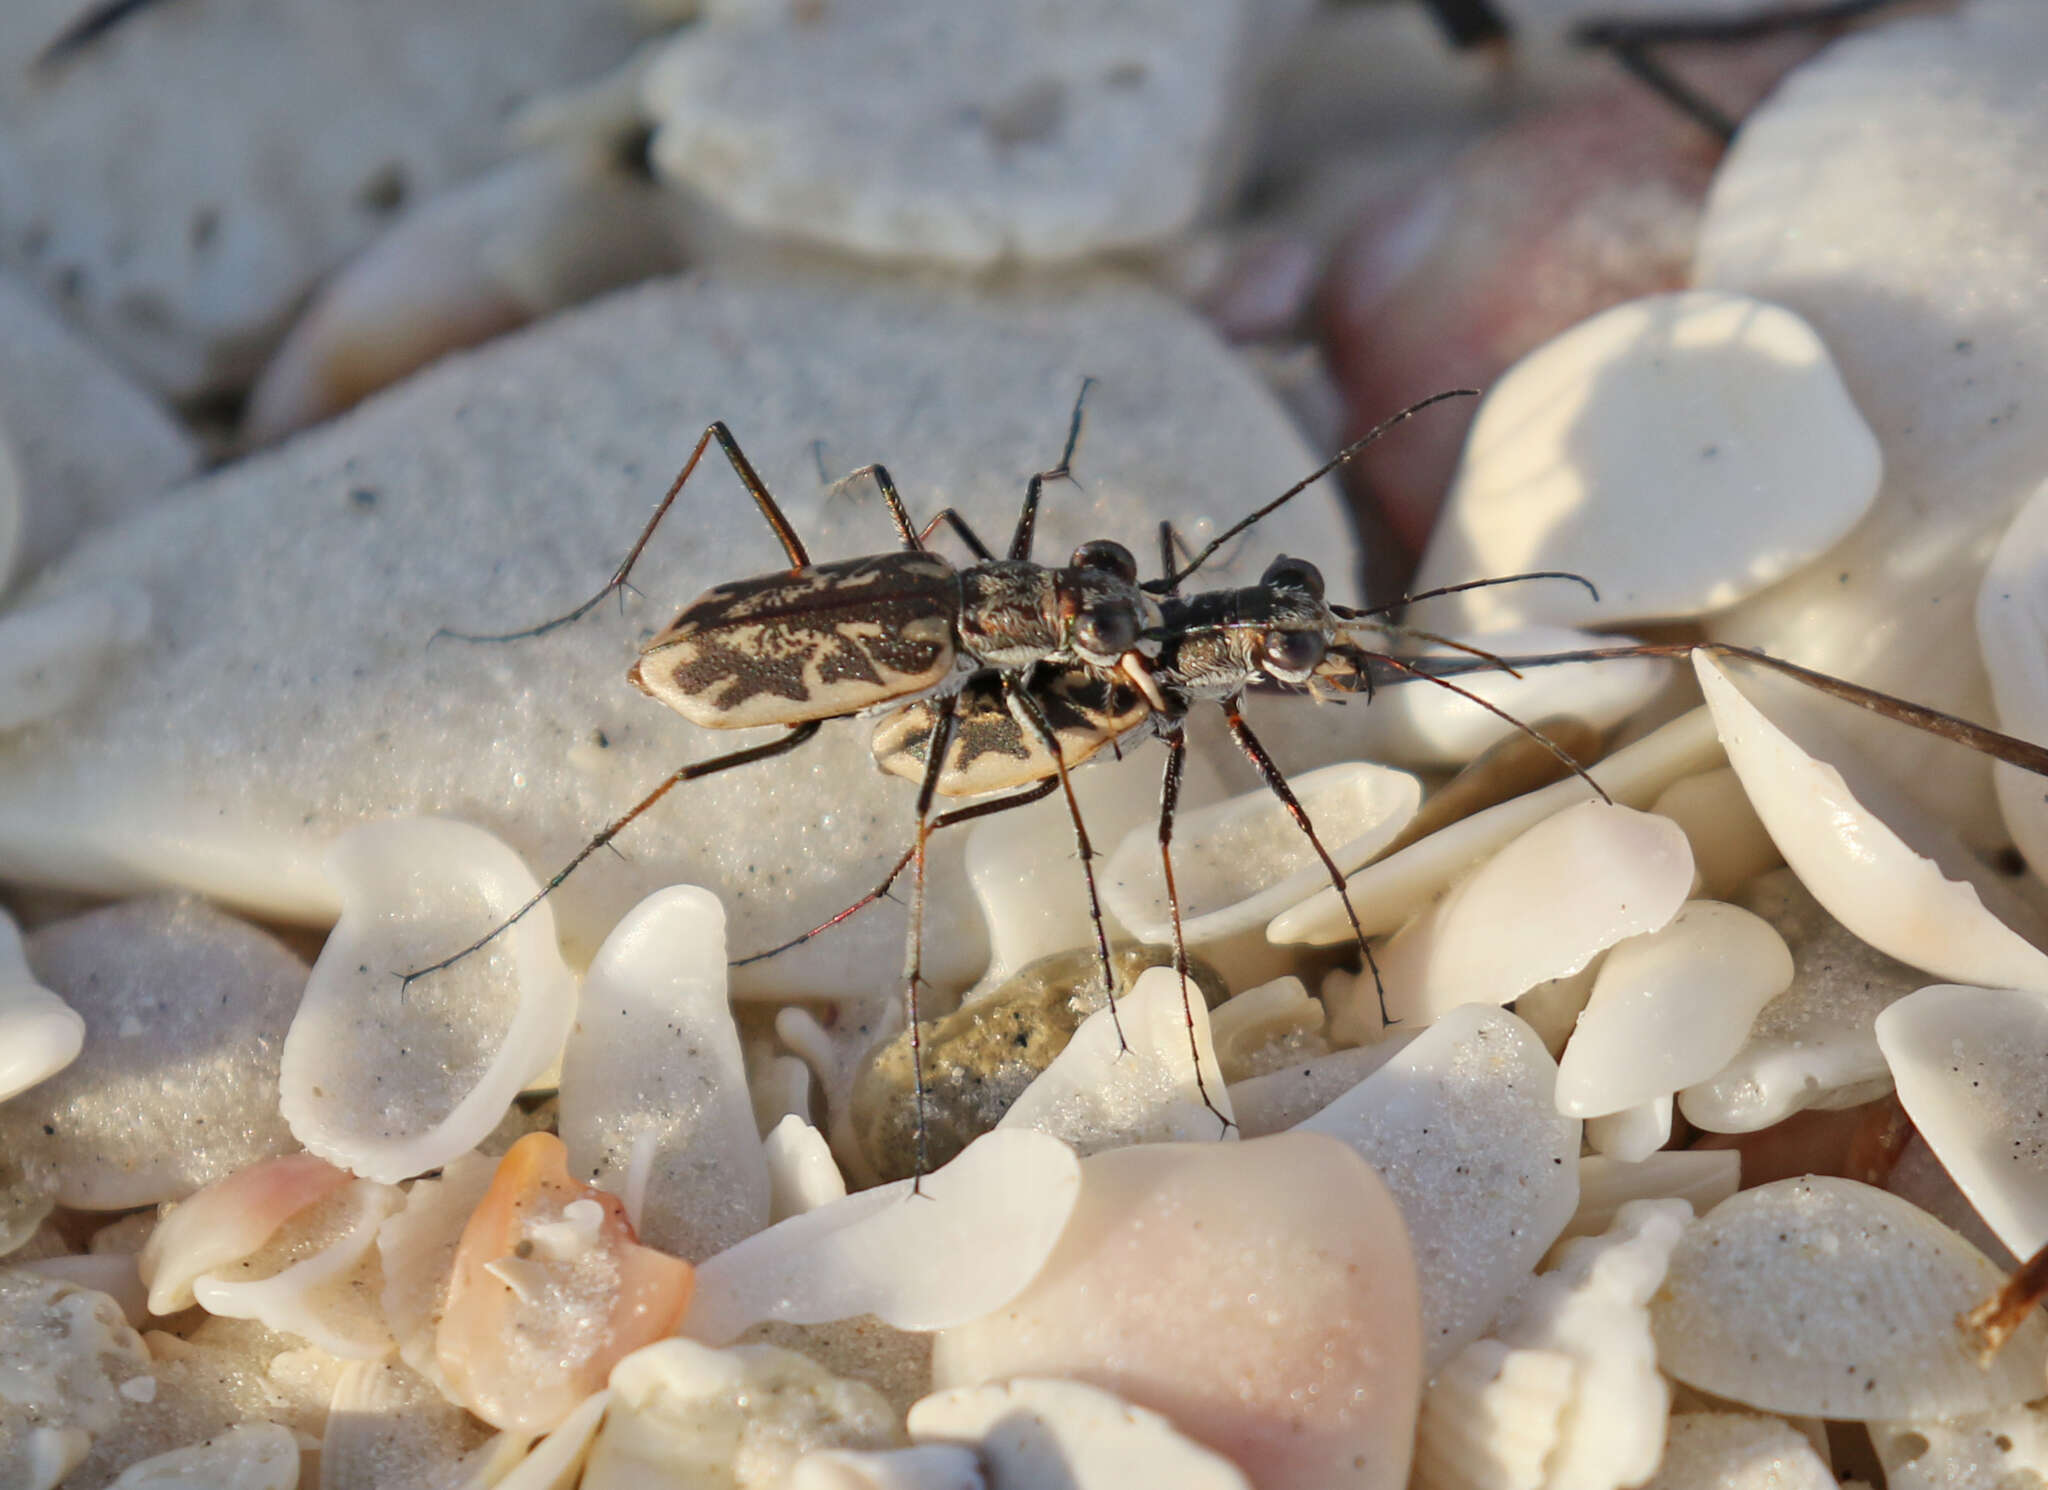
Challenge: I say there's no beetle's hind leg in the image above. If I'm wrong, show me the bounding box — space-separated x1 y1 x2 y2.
1155 719 1234 1135
437 422 810 645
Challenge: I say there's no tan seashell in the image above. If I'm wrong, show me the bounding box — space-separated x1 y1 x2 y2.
437 1132 695 1435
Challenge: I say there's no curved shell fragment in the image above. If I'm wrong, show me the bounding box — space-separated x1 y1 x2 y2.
910 1377 1249 1490
139 1151 351 1315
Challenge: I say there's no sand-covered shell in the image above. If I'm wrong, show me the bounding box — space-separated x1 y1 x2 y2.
138 1151 351 1315
1652 1177 2048 1420
1870 1402 2048 1490
1558 1152 1739 1248
280 819 579 1183
101 1420 300 1489
320 1357 514 1490
436 1132 695 1435
374 1150 498 1393
0 1271 153 1490
0 903 82 1102
1645 1413 1834 1490
683 1129 1080 1346
910 1377 1249 1490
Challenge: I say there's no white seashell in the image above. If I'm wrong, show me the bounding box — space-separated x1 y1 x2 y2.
583 1340 898 1490
190 1176 403 1359
931 1133 1421 1490
1558 1152 1740 1249
0 896 306 1210
375 1150 498 1394
1345 625 1666 769
791 1445 985 1490
1694 653 2048 995
1645 1413 1834 1490
684 1129 1081 1346
320 1356 512 1490
1491 1200 1687 1490
1678 869 1924 1134
766 1116 850 1223
1555 902 1794 1118
1209 975 1326 1082
15 1255 148 1329
1332 801 1693 1037
1101 760 1419 963
280 818 579 1184
1409 1339 1575 1490
0 903 81 1102
139 1151 351 1315
1870 1401 2048 1490
752 1053 817 1136
1225 1037 1414 1138
1652 1177 2048 1419
1299 1005 1579 1368
489 1389 612 1490
1648 768 1780 900
1413 291 1881 632
998 966 1233 1155
559 886 769 1262
0 1272 153 1490
910 1377 1249 1490
104 1421 300 1489
1876 984 2048 1260
1583 1100 1671 1164
1514 965 1599 1061
1980 476 2048 881
0 585 153 735
1272 707 1722 949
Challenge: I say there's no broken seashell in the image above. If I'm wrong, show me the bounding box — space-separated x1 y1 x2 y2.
910 1377 1249 1490
489 1388 612 1490
1647 1413 1835 1490
280 818 580 1184
1272 707 1722 949
1555 901 1794 1118
0 1271 152 1490
188 1176 402 1359
1298 1005 1578 1369
320 1356 513 1490
1876 983 2048 1260
0 903 82 1102
1413 291 1882 632
1334 800 1693 1036
15 1254 148 1329
998 966 1233 1156
558 885 770 1262
1208 975 1326 1083
437 1132 695 1435
583 1339 900 1489
1648 768 1780 901
684 1129 1080 1347
1557 1152 1740 1249
1694 654 2048 995
103 1420 300 1489
1409 1338 1575 1490
931 1133 1421 1490
0 585 153 735
1652 1176 2048 1419
139 1151 352 1315
375 1149 498 1393
1584 1099 1672 1164
1979 475 2048 881
1870 1400 2048 1490
766 1116 849 1223
789 1444 985 1490
1225 1037 1414 1139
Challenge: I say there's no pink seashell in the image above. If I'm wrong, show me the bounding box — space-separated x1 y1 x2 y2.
138 1151 351 1315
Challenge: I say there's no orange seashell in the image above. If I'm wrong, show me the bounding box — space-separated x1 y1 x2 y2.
437 1132 695 1433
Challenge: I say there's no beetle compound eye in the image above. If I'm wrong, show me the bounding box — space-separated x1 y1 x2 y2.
1071 540 1138 584
1260 556 1325 599
1263 629 1326 676
1073 603 1140 661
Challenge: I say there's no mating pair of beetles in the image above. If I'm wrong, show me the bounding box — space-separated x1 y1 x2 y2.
421 388 2048 1176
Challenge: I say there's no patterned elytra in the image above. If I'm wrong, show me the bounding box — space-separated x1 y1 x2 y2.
872 666 1152 796
633 552 961 729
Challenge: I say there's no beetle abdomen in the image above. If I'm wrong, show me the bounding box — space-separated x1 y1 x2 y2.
634 552 960 729
872 666 1152 797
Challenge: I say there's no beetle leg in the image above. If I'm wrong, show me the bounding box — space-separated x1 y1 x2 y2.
903 691 960 1188
1156 719 1232 1135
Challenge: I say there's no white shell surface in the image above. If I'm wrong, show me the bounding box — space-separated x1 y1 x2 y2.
1646 1414 1834 1490
1272 706 1722 948
1558 1152 1739 1248
1409 1338 1574 1490
1871 1402 2048 1490
1695 1 2048 852
1978 476 2048 880
278 818 578 1184
491 1388 611 1490
1695 653 2048 995
1102 761 1420 946
1412 291 1881 631
558 885 769 1263
998 965 1233 1155
1337 625 1666 770
766 1117 849 1223
583 1339 898 1490
0 1272 152 1490
1225 1038 1412 1139
683 1129 1081 1346
0 585 151 734
1651 1177 2048 1420
643 0 1277 266
1647 768 1780 901
1876 983 2048 1261
1678 869 1924 1135
0 903 81 1102
0 897 305 1209
930 1133 1422 1490
1487 1200 1690 1490
910 1377 1250 1490
790 1446 985 1490
1299 1005 1579 1368
1583 1099 1672 1165
104 1420 300 1490
1555 901 1794 1117
320 1357 507 1490
1339 801 1693 1036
